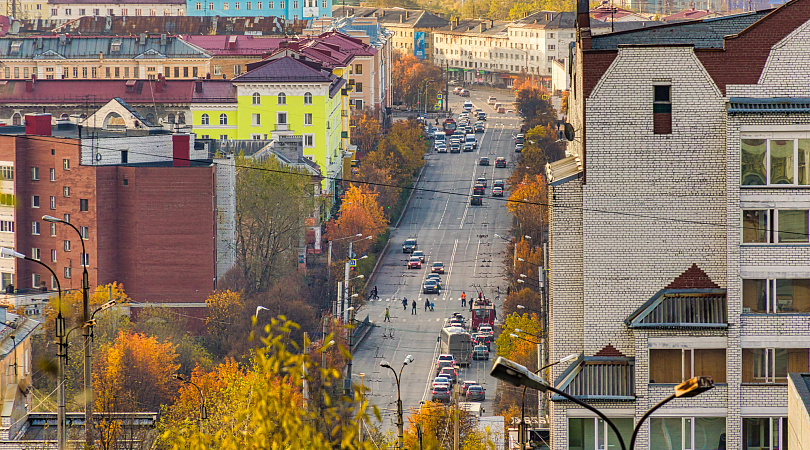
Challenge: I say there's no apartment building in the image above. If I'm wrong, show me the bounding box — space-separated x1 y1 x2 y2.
545 1 810 448
186 0 330 21
48 0 186 20
0 35 211 81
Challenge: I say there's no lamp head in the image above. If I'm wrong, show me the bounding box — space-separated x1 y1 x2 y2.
355 233 363 237
517 279 525 283
42 215 60 223
380 360 392 369
172 374 186 381
674 376 714 398
0 248 24 259
518 258 525 262
517 305 526 309
524 235 531 239
490 356 550 392
509 333 518 338
404 354 414 365
514 328 523 333
357 275 364 279
520 274 527 278
560 353 578 363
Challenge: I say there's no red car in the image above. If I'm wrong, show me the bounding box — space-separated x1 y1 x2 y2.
408 256 422 269
432 262 445 274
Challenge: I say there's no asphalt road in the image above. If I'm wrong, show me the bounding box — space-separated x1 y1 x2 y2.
353 87 522 431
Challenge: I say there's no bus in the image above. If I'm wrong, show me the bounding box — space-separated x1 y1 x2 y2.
440 326 472 366
471 298 496 331
443 118 457 136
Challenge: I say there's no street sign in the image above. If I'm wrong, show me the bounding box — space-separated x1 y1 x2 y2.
437 93 443 100
350 259 357 267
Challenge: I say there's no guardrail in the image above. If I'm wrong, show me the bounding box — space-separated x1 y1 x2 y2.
351 314 371 352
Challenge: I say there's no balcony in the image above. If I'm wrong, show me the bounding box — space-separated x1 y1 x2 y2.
275 123 289 131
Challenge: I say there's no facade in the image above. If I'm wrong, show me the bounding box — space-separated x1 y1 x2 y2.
48 0 186 20
0 116 229 304
186 0 330 21
0 0 49 20
0 35 211 81
546 1 810 449
0 307 39 441
191 56 346 195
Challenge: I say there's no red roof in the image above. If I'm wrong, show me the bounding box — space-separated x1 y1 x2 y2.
665 264 720 290
590 4 641 21
180 35 287 56
594 344 625 357
0 79 194 104
662 8 717 21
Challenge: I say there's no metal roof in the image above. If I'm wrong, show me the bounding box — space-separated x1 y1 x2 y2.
0 35 210 60
625 288 727 329
729 97 810 113
553 354 635 401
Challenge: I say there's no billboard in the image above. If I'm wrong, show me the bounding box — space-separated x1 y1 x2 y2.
414 32 425 59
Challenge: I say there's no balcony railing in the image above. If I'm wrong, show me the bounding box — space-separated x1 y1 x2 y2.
276 123 289 131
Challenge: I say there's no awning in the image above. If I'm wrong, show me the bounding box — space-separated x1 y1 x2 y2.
625 288 727 329
729 97 810 114
552 353 635 402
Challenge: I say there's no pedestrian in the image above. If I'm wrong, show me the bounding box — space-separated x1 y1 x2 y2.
470 300 473 311
425 298 430 312
430 302 435 311
373 286 378 300
384 307 390 322
403 297 408 311
461 291 467 308
411 300 417 315
478 291 483 301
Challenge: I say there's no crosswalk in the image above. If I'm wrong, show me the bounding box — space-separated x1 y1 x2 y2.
375 297 466 303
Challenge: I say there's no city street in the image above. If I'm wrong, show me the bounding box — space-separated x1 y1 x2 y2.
353 87 522 431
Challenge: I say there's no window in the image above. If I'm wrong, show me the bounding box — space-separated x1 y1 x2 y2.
32 195 39 208
219 114 228 125
50 223 56 237
63 159 70 170
81 253 89 267
568 418 632 450
213 65 222 76
649 417 725 450
277 112 287 124
743 348 810 383
653 84 672 135
196 2 201 9
63 186 70 198
354 99 363 109
355 82 363 93
201 113 209 125
64 267 71 278
92 67 97 78
304 92 313 104
322 0 326 7
548 44 555 50
0 166 11 181
252 92 261 105
741 137 810 186
63 214 69 223
304 135 314 147
649 348 726 383
209 2 214 9
105 67 111 78
0 221 13 232
247 2 251 8
235 1 240 7
80 199 88 212
31 248 40 261
64 240 70 252
51 249 57 262
742 209 809 243
31 167 39 180
50 168 55 181
743 417 787 450
121 151 128 164
278 92 286 105
251 134 262 140
743 278 810 313
223 2 229 9
294 0 298 7
280 1 284 7
234 65 241 76
269 1 273 7
252 114 261 126
355 64 363 74
50 196 55 210
31 222 39 235
32 273 41 287
304 113 312 125
258 2 262 7
79 8 85 15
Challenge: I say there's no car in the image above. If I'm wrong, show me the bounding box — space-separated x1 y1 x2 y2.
438 354 456 365
433 376 451 388
515 143 524 153
479 156 489 166
473 333 492 347
466 385 485 401
497 107 506 114
463 142 475 152
412 250 425 263
495 157 507 168
474 108 483 114
493 180 505 189
459 112 469 119
487 96 497 105
464 126 473 134
449 320 464 329
473 184 485 196
474 122 485 133
426 274 442 289
459 89 470 97
477 112 487 121
461 380 478 396
453 86 463 94
476 177 487 187
507 109 514 114
423 279 439 294
449 79 461 86
492 187 503 197
450 143 461 153
432 385 451 403
478 325 494 336
403 238 417 253
408 256 422 269
439 366 458 383
472 345 489 360
436 145 448 153
431 262 445 274
471 195 483 206
436 360 456 376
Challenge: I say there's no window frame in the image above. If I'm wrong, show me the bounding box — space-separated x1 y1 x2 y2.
742 416 787 450
201 113 209 125
278 92 287 105
219 114 228 125
741 136 810 187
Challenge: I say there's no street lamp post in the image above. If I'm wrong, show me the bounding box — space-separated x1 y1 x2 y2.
491 357 716 450
380 355 414 449
0 248 65 450
172 374 207 431
327 233 363 316
43 214 94 445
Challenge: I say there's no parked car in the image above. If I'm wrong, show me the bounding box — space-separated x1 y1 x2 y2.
492 186 503 197
432 385 451 403
476 177 487 187
495 157 507 168
466 385 485 401
432 261 445 274
403 238 417 253
472 345 489 360
412 250 425 263
479 156 489 166
471 195 483 206
408 256 422 269
423 279 439 294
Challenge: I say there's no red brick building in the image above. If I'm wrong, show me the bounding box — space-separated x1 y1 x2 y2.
0 114 216 304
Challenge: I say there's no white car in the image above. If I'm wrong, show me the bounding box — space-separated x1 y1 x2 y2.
487 96 497 105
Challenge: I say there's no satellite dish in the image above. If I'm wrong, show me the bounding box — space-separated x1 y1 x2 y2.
564 123 575 142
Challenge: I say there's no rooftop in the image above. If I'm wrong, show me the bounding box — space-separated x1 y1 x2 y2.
0 79 196 104
234 55 345 98
512 11 576 29
0 34 210 60
50 15 287 35
50 0 183 4
179 35 287 55
332 6 449 28
435 18 510 37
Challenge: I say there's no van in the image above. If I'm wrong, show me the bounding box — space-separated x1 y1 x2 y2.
465 134 477 150
463 101 474 111
434 131 446 142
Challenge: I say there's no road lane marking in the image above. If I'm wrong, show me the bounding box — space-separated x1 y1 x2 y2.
459 162 478 229
443 239 458 301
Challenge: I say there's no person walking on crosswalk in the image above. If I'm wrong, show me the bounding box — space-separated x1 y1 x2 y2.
411 299 417 315
384 307 390 322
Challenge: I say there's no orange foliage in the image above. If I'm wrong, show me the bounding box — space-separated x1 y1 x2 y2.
327 185 387 256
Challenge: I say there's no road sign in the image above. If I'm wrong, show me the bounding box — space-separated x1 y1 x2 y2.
350 259 357 267
437 93 443 100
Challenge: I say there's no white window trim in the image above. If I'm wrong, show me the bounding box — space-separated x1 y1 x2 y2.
648 337 727 349
740 336 810 348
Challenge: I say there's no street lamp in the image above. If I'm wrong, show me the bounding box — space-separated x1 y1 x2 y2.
172 374 207 431
43 214 94 445
515 353 577 450
381 355 414 449
0 248 65 450
327 234 364 314
491 357 716 450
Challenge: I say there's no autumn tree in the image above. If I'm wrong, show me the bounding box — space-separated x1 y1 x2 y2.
507 174 548 241
351 108 382 158
234 155 317 293
515 82 558 130
392 54 443 108
493 313 542 416
354 162 401 219
404 401 495 450
503 288 543 318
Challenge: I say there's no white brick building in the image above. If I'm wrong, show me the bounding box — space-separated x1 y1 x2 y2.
545 0 810 448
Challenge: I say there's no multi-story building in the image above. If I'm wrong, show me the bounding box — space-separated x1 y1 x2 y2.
190 56 346 196
0 115 233 304
0 35 211 82
186 0 330 21
546 1 810 449
0 306 39 439
0 0 49 20
48 0 186 20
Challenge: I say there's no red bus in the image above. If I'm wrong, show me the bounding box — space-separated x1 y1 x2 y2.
443 118 457 136
471 298 496 331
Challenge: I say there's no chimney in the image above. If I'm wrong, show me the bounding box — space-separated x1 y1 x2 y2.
405 11 409 18
546 12 552 20
399 13 404 23
480 22 486 32
155 75 164 93
577 0 592 49
160 33 167 45
172 134 190 167
490 18 494 27
195 80 203 92
455 17 460 27
25 114 52 136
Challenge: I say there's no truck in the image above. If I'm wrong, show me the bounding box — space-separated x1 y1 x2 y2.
440 326 472 366
471 297 496 331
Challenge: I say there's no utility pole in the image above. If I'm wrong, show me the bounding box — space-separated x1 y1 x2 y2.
453 382 459 450
303 332 310 407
